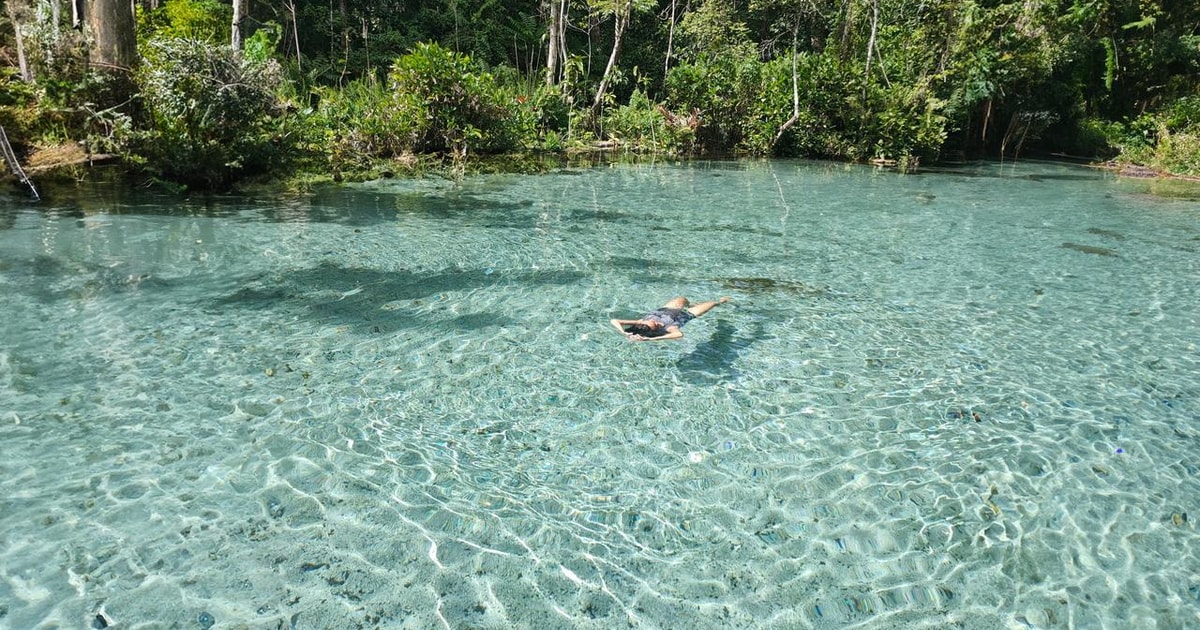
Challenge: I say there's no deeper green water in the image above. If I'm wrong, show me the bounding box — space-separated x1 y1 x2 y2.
1 160 1198 629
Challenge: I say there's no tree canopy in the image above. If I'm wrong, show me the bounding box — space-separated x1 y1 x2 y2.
1 0 1197 187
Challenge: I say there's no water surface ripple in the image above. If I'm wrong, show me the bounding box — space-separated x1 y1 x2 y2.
2 161 1198 629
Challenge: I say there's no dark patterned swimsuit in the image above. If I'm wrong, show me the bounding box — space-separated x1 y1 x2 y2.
637 307 695 337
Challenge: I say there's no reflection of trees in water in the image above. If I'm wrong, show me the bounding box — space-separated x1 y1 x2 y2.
675 319 766 385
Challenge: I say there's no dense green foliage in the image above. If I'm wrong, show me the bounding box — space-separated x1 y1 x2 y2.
387 42 531 156
302 45 552 178
137 0 231 42
1096 95 1200 177
136 37 284 187
0 0 1197 188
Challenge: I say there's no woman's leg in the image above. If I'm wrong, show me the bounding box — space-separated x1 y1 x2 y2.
661 296 689 310
686 296 730 317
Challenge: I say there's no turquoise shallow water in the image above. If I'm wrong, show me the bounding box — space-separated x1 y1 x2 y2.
1 160 1199 629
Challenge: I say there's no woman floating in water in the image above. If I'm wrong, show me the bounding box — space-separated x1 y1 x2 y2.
610 296 730 341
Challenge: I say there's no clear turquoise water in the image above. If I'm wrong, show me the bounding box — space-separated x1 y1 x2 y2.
1 160 1198 629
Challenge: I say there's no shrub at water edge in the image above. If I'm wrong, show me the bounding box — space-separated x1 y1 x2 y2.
135 37 283 189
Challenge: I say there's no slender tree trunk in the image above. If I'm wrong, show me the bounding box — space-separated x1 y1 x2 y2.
839 0 855 60
1000 111 1021 158
50 0 61 41
772 23 801 150
341 0 350 58
557 0 569 82
362 17 370 72
663 0 676 78
981 98 993 145
337 0 349 83
545 0 562 85
231 0 248 50
591 0 632 117
5 2 32 81
863 0 878 99
451 0 460 52
285 0 302 71
14 24 32 81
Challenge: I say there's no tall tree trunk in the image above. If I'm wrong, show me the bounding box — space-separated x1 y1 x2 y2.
79 0 137 106
591 0 631 118
83 0 136 71
231 0 248 50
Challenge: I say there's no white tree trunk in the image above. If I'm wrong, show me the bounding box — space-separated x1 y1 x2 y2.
863 0 878 98
772 24 801 150
232 0 248 50
5 2 32 81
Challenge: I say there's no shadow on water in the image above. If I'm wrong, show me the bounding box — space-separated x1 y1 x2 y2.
685 224 784 237
1 254 174 303
676 319 767 385
606 256 688 280
606 256 657 270
715 277 834 298
214 262 586 334
564 208 631 223
1061 242 1119 257
374 190 544 228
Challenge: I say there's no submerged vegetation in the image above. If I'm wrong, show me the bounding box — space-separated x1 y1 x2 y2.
1 0 1198 190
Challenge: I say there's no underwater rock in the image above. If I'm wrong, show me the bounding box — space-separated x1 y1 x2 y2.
198 612 215 629
266 495 285 519
947 409 982 422
1061 242 1118 257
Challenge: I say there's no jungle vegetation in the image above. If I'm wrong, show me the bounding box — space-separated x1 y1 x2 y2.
1 0 1198 189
